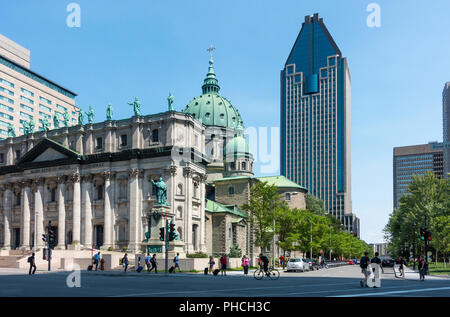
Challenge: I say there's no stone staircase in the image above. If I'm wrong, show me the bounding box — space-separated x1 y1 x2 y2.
0 250 32 268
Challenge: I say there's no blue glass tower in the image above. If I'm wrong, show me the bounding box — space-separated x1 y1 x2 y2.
281 14 358 235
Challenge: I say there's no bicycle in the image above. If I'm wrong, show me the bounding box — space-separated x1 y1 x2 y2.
253 265 280 280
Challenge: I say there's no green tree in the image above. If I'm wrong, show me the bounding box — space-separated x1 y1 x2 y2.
242 181 282 252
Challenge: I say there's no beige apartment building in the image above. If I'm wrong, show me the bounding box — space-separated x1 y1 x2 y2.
0 34 79 139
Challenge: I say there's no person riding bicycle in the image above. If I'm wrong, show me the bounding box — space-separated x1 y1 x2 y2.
259 253 270 276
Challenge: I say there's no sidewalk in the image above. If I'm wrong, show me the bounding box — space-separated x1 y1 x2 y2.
392 265 450 281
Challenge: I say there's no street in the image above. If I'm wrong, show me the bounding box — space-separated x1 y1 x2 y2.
0 264 449 297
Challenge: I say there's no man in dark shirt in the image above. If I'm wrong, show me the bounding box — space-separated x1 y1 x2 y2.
371 252 383 273
28 253 36 275
259 253 269 276
359 251 370 287
418 256 426 281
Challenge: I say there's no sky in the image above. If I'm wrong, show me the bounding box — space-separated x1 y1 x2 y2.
1 0 449 244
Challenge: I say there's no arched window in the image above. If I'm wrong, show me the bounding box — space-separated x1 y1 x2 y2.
50 188 56 202
228 186 235 195
241 162 246 170
177 227 183 240
177 184 183 195
177 206 182 218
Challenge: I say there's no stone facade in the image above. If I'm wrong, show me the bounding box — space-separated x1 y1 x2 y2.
0 111 208 255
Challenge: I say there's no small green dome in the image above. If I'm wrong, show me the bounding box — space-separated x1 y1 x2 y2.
225 134 252 156
182 59 244 129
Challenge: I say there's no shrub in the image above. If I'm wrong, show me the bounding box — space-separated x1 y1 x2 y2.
186 252 209 258
228 245 242 258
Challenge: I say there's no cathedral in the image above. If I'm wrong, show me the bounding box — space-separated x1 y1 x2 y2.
0 56 307 262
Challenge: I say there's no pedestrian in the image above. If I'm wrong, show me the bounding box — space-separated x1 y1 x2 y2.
173 253 182 273
122 253 129 272
241 255 249 275
145 253 151 272
28 252 36 275
279 255 284 268
149 254 157 273
370 252 382 288
398 256 407 278
359 251 370 287
418 255 426 281
208 256 215 274
93 252 101 271
371 252 383 273
220 254 227 276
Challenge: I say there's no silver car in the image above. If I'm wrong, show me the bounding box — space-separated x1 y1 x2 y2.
286 258 310 272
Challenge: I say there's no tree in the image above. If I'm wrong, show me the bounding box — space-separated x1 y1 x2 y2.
241 181 282 253
384 172 449 260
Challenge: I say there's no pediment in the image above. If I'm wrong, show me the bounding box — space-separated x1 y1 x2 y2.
18 138 82 165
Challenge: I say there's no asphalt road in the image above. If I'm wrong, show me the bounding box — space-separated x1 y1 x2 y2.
0 265 449 297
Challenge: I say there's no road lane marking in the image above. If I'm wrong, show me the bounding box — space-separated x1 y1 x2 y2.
331 286 450 297
108 282 358 297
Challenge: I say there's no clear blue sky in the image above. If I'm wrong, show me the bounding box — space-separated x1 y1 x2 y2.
1 0 449 244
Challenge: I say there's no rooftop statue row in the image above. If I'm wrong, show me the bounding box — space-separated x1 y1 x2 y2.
6 94 176 138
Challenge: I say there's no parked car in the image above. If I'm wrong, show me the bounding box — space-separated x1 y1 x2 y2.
286 258 310 272
304 258 320 270
348 260 354 265
382 258 395 267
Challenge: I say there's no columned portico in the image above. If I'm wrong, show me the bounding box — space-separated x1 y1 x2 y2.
103 171 112 249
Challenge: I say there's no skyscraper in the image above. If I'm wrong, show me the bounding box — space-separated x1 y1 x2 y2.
0 34 79 138
280 14 358 235
443 82 450 177
393 143 444 209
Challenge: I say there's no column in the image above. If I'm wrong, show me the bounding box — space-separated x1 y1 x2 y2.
20 181 31 250
128 168 140 252
183 167 193 253
33 178 45 249
103 171 112 248
71 172 81 245
199 173 207 252
56 176 66 249
1 184 12 250
82 175 93 247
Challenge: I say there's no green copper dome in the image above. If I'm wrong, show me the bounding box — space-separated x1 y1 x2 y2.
225 134 252 156
182 59 244 129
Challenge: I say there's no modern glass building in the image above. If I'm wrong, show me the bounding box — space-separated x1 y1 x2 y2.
393 143 444 209
280 14 358 236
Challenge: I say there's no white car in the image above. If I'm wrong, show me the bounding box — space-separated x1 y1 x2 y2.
286 258 310 272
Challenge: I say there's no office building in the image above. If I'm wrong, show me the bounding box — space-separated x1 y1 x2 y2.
280 14 359 235
0 34 79 138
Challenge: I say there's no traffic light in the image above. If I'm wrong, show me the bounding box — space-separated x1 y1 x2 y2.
426 230 432 241
48 228 56 249
168 222 176 241
420 227 426 241
159 227 165 241
42 234 47 243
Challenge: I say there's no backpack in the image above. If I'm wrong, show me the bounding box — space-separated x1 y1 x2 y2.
27 257 31 263
173 256 177 263
360 257 368 269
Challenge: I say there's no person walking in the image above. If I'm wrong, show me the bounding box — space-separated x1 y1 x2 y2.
149 254 157 273
241 255 249 275
418 255 426 281
359 251 370 287
220 254 227 276
279 255 284 268
371 252 383 272
93 252 101 271
398 256 407 278
28 252 37 275
208 256 215 274
122 253 129 272
173 253 182 273
145 253 151 272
